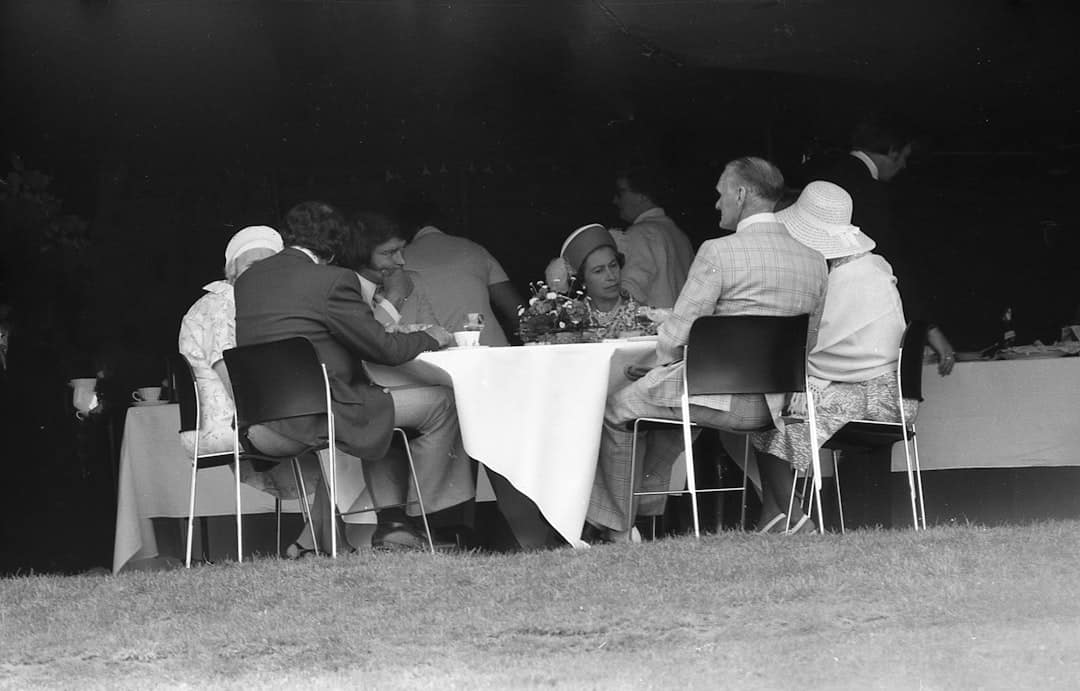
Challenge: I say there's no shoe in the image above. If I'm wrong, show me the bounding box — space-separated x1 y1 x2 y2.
284 541 318 560
757 513 788 534
581 523 642 545
371 521 433 552
785 514 817 535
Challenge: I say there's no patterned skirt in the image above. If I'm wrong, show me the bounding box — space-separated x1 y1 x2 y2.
752 371 919 473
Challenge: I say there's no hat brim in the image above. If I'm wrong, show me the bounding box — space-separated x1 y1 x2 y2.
776 206 876 260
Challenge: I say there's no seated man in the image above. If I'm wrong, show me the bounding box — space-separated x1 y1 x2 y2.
234 201 474 550
586 157 829 541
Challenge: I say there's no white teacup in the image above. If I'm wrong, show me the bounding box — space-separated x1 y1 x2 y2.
132 386 162 403
453 331 481 348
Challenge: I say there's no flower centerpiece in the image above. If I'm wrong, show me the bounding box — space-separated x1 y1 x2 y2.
517 280 600 345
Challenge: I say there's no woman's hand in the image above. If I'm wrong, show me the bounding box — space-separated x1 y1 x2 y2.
928 325 956 376
544 257 572 293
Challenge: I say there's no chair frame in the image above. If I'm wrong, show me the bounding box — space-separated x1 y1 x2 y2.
223 337 435 558
626 314 824 538
822 321 929 531
171 352 317 568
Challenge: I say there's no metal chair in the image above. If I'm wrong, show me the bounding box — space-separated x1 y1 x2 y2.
627 314 824 538
171 352 317 567
822 321 929 531
223 337 435 557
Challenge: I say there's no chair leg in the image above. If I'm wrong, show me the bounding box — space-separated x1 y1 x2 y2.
804 388 826 534
291 457 319 554
185 457 199 569
740 436 750 531
901 426 919 530
234 452 243 563
328 414 338 559
679 393 701 538
912 431 927 530
831 449 846 535
395 429 435 553
275 498 282 558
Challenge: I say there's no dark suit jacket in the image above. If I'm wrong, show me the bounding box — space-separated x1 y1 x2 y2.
803 153 897 265
234 248 437 459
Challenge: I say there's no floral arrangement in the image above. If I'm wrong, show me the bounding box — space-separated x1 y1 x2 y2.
517 280 599 344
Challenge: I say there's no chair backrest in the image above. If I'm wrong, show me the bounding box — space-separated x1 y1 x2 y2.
685 314 810 396
898 320 930 402
222 337 330 431
170 352 200 434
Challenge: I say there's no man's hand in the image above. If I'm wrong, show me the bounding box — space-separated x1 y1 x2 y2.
381 269 414 309
423 324 454 349
624 364 652 381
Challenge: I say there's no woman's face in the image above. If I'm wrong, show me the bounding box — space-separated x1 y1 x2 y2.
581 246 621 301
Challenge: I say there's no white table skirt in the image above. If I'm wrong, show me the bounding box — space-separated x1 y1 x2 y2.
890 358 1080 471
369 340 658 548
112 404 373 574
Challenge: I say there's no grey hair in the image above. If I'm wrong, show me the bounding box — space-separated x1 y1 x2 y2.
726 157 785 204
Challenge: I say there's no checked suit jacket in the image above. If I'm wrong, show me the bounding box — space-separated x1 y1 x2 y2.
234 247 440 459
638 220 829 415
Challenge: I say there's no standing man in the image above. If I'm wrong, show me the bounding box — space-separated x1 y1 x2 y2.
586 158 828 540
610 166 695 309
234 201 474 550
399 200 522 346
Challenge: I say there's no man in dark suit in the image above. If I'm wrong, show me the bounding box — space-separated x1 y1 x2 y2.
234 201 474 549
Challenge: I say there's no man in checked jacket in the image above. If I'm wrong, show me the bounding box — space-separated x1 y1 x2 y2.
586 157 829 541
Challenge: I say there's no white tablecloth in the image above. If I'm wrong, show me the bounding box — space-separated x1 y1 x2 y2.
891 357 1080 471
370 340 657 548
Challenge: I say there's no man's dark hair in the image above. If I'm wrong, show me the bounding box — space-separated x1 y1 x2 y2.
850 117 913 156
281 201 349 261
337 210 407 272
617 165 666 205
726 157 786 204
396 198 445 241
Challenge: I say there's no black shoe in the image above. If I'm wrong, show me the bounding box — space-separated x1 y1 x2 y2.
371 521 433 551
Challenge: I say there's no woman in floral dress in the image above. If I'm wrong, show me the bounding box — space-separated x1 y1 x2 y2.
545 224 658 338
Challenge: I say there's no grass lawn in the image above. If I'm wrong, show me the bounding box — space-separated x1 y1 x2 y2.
2 522 1079 689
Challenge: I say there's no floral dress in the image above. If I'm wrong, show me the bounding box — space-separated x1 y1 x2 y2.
178 281 319 499
587 292 657 338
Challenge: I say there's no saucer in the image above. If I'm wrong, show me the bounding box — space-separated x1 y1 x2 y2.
133 400 169 407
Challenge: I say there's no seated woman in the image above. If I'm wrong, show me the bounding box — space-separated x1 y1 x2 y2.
545 224 662 338
178 225 324 558
750 181 919 533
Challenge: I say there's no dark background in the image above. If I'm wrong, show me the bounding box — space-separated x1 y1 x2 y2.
2 0 1078 573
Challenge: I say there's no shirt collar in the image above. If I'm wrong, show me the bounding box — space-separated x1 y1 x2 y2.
355 272 379 307
633 207 666 224
736 212 778 232
850 150 880 181
201 280 232 295
414 225 442 240
290 246 322 264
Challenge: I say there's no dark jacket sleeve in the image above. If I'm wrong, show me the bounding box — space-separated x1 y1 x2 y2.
324 271 438 365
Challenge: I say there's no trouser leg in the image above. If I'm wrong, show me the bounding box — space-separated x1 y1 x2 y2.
388 385 475 515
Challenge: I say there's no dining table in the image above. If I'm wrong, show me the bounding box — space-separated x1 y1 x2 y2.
891 354 1080 471
368 337 659 548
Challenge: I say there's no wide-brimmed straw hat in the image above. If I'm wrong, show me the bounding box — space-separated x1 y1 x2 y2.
560 223 617 274
776 181 876 259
